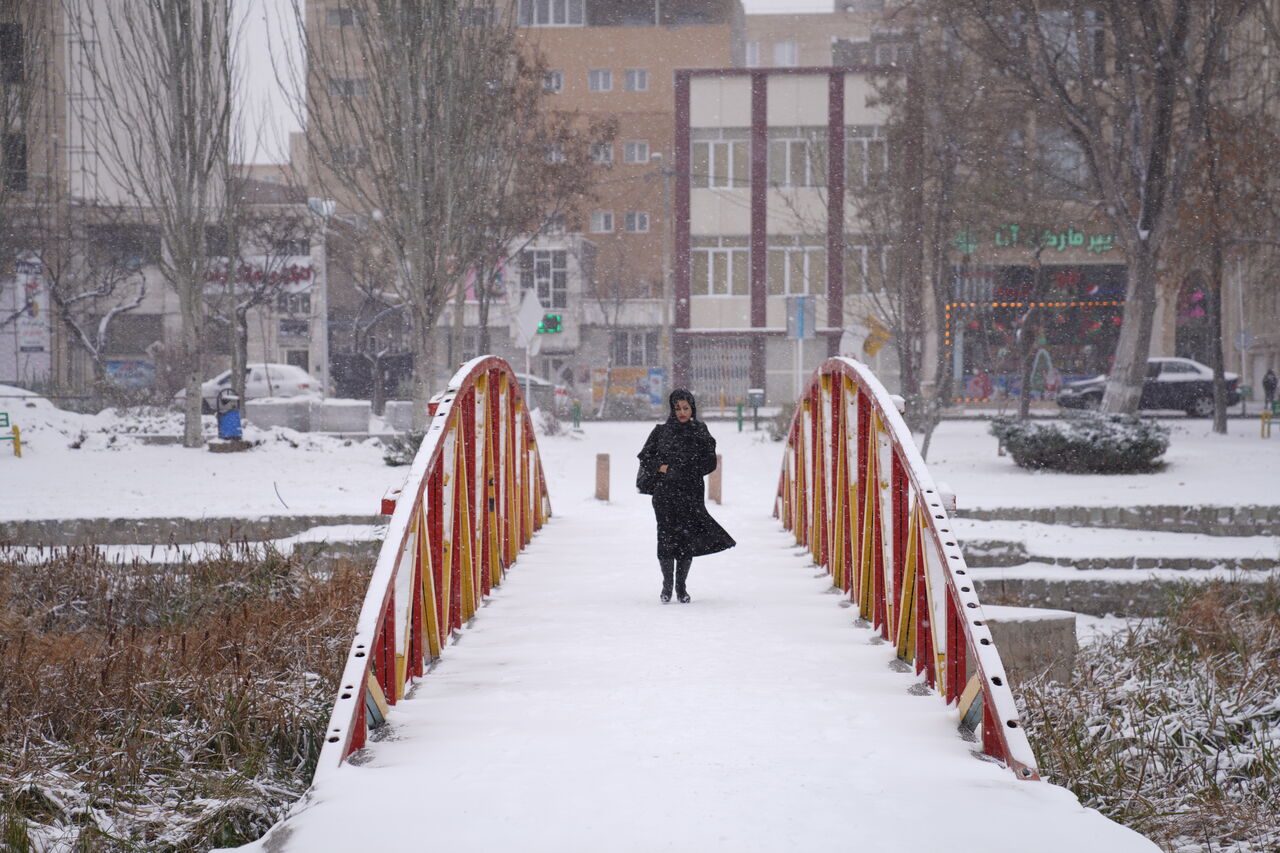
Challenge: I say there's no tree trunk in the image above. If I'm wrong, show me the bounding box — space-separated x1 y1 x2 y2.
1102 244 1159 414
410 313 437 431
370 353 386 416
232 305 248 413
178 278 204 448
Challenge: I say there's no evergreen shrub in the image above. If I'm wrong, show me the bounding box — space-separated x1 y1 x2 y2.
989 412 1169 473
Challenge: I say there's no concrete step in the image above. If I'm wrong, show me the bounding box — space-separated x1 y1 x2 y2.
956 504 1280 536
970 563 1280 617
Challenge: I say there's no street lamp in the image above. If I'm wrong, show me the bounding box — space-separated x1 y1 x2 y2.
307 197 335 398
651 151 675 376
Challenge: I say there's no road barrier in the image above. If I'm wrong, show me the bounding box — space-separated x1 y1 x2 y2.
776 357 1040 780
316 356 550 774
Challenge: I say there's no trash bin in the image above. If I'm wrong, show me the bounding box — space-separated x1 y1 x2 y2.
215 389 242 440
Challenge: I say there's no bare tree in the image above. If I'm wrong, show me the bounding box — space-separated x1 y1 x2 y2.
932 0 1256 414
28 202 149 384
64 0 237 446
288 1 590 428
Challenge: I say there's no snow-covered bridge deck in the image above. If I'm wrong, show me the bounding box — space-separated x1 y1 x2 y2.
234 371 1156 852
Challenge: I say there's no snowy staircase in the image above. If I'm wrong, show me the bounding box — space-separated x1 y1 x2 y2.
955 507 1280 617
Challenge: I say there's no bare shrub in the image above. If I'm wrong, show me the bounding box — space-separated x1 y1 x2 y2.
1018 580 1280 852
0 546 371 850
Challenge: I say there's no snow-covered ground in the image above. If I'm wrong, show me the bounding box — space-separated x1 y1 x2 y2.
4 390 1268 851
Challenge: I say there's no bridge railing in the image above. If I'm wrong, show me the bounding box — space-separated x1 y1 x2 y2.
776 357 1040 780
315 356 550 778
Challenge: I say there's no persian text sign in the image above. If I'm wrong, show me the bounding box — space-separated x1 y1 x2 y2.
952 224 1116 256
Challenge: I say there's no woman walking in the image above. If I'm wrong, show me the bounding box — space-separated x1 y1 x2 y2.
637 389 736 603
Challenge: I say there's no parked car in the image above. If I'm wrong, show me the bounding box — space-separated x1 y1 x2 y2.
1056 357 1240 416
512 372 566 414
174 363 319 413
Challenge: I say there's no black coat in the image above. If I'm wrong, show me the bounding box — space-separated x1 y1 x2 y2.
637 419 736 559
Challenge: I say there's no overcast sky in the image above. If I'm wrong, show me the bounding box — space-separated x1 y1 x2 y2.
236 0 835 164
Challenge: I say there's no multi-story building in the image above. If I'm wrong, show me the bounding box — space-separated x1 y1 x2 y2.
511 0 744 408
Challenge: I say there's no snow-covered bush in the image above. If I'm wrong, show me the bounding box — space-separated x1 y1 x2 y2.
537 407 564 436
1018 580 1280 852
382 430 425 466
768 401 797 442
989 413 1169 473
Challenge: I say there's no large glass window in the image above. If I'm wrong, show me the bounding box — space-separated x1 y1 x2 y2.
612 330 659 367
845 127 887 186
691 243 750 296
520 249 568 309
517 0 584 27
767 243 826 296
692 139 749 188
768 131 826 187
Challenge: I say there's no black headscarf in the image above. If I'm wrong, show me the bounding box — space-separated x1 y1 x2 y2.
667 388 698 423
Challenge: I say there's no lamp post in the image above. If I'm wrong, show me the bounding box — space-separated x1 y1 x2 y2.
307 197 336 398
651 151 675 378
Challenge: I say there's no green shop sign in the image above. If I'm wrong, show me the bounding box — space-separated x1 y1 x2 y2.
951 223 1116 256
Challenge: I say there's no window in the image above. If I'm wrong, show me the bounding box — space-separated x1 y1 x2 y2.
0 23 22 84
588 69 612 92
875 42 912 66
624 211 649 233
832 39 869 66
101 313 163 356
544 213 566 234
623 140 649 164
845 128 887 186
518 0 584 27
844 243 869 294
590 141 613 165
327 77 368 97
767 243 826 296
520 249 568 309
543 70 563 93
590 211 614 233
2 133 26 192
545 142 565 164
612 330 659 367
335 146 370 166
692 139 749 188
325 6 365 27
1036 125 1088 195
624 68 648 92
89 224 160 269
279 318 310 338
275 238 311 256
745 42 760 68
1038 9 1106 77
691 241 749 296
458 6 493 26
769 131 826 187
773 41 798 67
277 292 312 314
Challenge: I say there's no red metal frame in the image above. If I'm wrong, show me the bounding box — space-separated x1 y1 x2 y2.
776 357 1040 781
315 357 551 776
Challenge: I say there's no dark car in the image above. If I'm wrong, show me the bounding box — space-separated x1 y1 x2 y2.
1056 357 1241 417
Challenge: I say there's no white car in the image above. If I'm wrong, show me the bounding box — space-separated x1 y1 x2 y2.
175 363 320 413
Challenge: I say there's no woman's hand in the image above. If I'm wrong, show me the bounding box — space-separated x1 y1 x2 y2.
658 464 669 474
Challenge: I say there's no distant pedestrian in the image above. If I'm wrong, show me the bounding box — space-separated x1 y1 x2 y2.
1265 369 1277 406
636 389 736 603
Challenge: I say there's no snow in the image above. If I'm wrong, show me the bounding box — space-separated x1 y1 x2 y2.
955 518 1280 561
7 393 1267 851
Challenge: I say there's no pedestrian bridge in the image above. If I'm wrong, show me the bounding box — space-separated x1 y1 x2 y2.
231 357 1157 853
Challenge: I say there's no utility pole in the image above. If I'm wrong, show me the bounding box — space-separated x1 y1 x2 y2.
653 151 675 383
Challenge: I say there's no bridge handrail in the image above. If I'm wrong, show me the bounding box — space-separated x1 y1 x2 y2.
776 357 1039 780
314 356 550 781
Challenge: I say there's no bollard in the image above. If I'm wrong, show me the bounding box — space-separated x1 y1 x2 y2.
708 453 722 504
595 453 609 501
736 401 743 432
1263 410 1272 439
10 424 19 458
573 400 581 430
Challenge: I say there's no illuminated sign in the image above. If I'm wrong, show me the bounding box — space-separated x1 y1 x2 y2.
538 314 563 334
952 224 1117 256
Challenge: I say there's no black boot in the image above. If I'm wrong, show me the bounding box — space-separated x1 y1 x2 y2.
675 557 692 603
659 557 674 603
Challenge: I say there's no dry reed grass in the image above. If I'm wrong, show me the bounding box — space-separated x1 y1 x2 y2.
0 544 370 851
1019 579 1280 853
